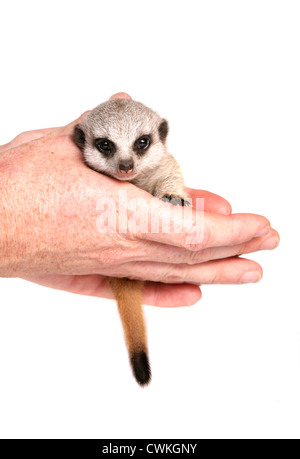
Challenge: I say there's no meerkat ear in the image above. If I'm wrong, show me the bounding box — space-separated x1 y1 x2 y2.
158 119 169 142
73 125 86 150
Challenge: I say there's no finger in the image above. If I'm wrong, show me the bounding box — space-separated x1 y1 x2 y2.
22 274 201 307
186 227 279 262
143 282 201 307
140 198 271 250
108 257 263 285
21 127 61 138
0 127 61 152
186 187 232 215
126 228 279 265
109 92 132 100
191 257 263 284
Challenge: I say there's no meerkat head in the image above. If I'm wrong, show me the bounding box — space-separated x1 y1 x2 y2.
74 99 169 181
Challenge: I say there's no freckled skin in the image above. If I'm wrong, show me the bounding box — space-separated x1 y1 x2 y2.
0 127 197 280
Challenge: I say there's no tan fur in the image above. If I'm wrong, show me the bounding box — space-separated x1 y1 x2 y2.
109 278 146 356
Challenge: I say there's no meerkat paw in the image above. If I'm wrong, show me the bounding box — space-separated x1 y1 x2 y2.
161 194 191 206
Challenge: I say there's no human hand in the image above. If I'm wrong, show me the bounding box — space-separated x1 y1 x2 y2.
0 93 279 307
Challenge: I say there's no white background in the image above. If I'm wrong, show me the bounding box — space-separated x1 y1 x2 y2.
0 0 299 439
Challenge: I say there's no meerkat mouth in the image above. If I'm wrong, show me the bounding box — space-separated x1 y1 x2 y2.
113 171 138 181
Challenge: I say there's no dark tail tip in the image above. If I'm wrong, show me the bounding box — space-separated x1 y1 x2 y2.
131 351 151 386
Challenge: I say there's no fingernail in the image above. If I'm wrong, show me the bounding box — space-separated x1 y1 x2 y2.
256 226 270 237
260 236 280 250
240 271 262 283
109 92 132 100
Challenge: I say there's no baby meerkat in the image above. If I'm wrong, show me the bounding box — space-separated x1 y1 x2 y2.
74 98 189 386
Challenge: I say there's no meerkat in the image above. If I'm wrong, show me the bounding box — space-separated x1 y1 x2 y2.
73 99 189 386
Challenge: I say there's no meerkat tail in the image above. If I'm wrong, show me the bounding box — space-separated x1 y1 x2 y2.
109 277 151 386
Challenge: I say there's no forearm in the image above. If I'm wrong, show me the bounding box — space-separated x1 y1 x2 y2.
0 149 43 277
0 155 18 276
0 152 24 276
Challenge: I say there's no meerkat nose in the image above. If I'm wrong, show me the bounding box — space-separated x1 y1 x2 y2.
119 161 134 174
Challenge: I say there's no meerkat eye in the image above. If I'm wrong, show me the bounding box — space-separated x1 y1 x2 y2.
134 135 151 153
138 137 150 149
95 138 115 155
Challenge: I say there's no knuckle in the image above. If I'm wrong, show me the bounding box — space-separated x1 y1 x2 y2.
201 226 211 248
14 132 26 143
187 249 207 264
210 269 222 284
181 221 209 252
231 222 243 244
236 242 247 257
96 241 133 266
157 267 172 283
163 265 186 284
14 131 33 144
185 226 210 251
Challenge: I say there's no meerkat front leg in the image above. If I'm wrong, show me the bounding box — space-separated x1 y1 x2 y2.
154 174 190 207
